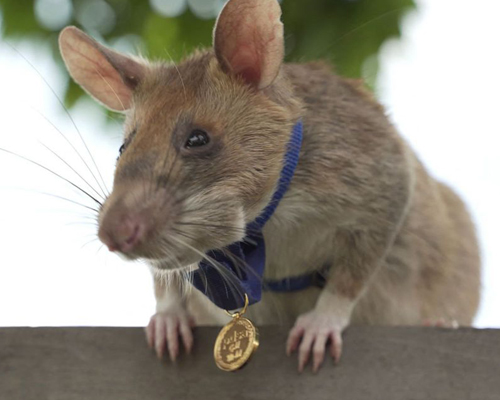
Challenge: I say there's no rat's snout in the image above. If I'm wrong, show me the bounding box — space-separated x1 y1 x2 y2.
98 214 146 253
97 182 172 257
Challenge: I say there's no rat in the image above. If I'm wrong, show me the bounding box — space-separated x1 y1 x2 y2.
58 0 480 373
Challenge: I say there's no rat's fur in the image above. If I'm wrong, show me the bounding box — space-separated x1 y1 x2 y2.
59 0 480 370
159 55 479 328
250 62 480 326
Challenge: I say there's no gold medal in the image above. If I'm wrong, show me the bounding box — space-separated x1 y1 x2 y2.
214 294 259 371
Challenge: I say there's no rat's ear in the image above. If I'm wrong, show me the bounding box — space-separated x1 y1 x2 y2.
213 0 284 90
59 26 145 111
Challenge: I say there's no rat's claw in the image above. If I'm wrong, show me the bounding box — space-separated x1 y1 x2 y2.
312 333 328 372
329 330 343 364
298 332 315 372
287 310 346 373
166 317 179 361
179 317 194 354
286 325 304 356
145 310 194 361
145 317 155 349
154 317 167 358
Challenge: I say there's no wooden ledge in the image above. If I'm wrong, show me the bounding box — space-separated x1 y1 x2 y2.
1 326 499 400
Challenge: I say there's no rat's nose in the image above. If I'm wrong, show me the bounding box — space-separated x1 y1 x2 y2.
97 182 171 256
98 216 146 254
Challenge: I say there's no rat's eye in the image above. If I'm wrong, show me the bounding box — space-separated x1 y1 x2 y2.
117 143 127 161
185 129 210 148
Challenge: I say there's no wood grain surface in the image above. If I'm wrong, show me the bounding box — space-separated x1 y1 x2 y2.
1 326 499 400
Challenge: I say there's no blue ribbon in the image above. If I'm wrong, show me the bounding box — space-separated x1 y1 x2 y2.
263 265 330 292
191 120 304 310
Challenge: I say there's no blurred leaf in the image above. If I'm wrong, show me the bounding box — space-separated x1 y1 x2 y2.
0 0 415 108
282 0 414 86
1 0 44 38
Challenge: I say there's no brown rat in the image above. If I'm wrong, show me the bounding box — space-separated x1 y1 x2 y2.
58 0 480 372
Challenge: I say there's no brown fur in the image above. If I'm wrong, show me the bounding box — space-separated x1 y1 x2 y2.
243 62 480 327
59 3 480 337
110 51 480 327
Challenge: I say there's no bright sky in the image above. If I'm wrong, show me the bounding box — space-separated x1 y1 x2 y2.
0 0 498 328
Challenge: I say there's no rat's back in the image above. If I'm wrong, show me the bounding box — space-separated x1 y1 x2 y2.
271 61 481 327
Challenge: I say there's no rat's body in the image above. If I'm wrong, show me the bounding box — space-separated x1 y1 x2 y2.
250 62 480 327
59 0 480 372
159 58 480 329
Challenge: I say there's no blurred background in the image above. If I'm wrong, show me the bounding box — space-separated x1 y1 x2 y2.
0 0 498 327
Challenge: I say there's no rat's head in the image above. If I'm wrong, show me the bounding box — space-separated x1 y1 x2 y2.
59 0 300 270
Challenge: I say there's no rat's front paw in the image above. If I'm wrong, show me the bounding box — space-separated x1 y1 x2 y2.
145 309 195 361
286 310 347 373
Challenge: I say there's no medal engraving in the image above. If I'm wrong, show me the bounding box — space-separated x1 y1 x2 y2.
214 294 259 371
214 317 259 371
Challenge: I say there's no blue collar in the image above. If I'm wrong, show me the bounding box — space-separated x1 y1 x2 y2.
191 120 304 310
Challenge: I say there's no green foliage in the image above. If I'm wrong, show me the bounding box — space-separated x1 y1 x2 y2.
0 0 414 108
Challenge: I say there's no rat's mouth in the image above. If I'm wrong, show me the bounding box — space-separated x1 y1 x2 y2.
149 263 197 276
146 250 204 271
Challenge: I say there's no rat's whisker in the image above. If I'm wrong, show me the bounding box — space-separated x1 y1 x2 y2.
202 253 246 305
3 186 99 214
81 237 100 250
172 226 263 296
38 141 105 202
176 220 258 236
171 227 197 243
169 235 245 303
4 41 109 197
219 247 265 284
95 243 105 255
156 239 213 299
33 108 107 200
33 190 99 214
65 221 98 227
0 147 102 206
164 48 187 102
